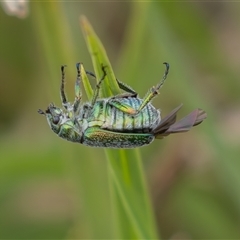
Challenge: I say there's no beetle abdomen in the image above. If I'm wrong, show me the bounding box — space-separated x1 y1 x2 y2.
89 97 160 133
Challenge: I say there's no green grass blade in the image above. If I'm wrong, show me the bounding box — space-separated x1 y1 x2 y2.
107 149 158 239
80 63 94 99
80 16 120 97
80 16 158 239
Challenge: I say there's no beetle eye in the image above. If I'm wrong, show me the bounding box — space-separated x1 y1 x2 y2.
52 116 60 124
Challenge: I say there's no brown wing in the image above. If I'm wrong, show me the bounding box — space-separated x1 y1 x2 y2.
153 104 207 139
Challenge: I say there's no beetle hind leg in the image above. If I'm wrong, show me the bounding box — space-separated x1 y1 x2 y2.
135 62 169 114
108 63 170 116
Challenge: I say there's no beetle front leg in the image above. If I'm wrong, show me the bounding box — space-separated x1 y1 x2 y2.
60 65 68 110
73 63 82 113
90 65 107 107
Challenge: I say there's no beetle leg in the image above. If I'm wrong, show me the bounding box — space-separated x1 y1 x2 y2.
90 65 107 107
60 65 68 110
111 92 137 99
85 70 96 78
109 63 170 116
116 79 137 97
73 63 82 114
108 99 138 115
135 62 169 113
86 70 137 96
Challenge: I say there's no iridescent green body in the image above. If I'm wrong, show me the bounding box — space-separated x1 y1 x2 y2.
38 63 207 148
82 98 158 147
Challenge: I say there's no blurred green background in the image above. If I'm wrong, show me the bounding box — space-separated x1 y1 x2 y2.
1 1 240 239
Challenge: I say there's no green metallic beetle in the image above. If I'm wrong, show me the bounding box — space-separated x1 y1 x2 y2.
38 62 207 148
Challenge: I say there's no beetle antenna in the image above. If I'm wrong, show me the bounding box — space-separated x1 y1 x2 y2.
38 109 45 115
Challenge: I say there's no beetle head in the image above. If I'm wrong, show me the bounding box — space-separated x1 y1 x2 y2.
38 103 83 143
38 103 64 134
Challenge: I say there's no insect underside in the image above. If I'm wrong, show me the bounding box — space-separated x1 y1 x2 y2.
38 63 207 148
